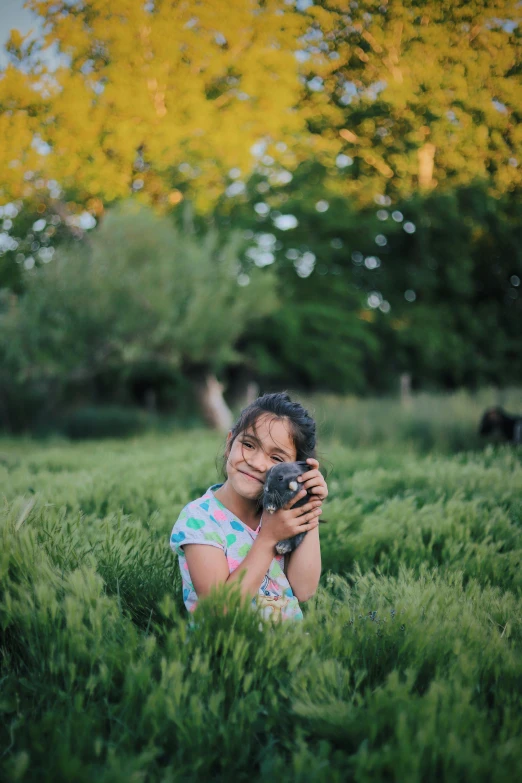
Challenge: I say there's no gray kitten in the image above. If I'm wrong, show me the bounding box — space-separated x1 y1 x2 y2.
262 460 312 555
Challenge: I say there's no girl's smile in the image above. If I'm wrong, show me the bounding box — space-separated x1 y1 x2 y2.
239 470 264 484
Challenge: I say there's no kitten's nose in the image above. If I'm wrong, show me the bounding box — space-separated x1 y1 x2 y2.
289 481 298 491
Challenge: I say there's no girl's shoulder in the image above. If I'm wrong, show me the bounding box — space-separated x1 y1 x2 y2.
178 483 223 514
173 484 230 532
171 485 228 553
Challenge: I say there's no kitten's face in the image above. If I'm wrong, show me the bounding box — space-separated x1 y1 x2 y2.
263 461 309 513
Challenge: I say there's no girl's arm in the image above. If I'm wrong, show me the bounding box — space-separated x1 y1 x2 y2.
184 536 276 601
285 525 321 602
284 457 327 601
184 494 322 602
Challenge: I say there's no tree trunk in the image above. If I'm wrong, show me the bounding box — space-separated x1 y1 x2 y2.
197 373 233 432
418 143 436 189
144 388 157 413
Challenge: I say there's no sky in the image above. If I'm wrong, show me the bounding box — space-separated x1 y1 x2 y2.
0 0 43 69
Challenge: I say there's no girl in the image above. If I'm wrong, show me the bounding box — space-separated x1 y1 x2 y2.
169 392 328 621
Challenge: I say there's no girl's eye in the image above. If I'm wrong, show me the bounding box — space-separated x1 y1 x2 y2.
241 440 254 449
272 456 283 462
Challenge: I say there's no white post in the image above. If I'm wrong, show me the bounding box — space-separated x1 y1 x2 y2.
400 373 412 408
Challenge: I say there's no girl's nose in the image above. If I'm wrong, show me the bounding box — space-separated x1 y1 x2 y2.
246 452 269 474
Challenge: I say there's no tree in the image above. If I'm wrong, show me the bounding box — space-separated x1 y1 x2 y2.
2 1 521 402
213 161 522 393
0 0 311 211
0 203 276 430
299 0 522 205
367 185 522 388
1 0 520 215
224 164 381 393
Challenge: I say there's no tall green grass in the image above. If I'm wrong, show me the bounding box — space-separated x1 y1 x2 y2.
301 386 522 453
1 395 522 781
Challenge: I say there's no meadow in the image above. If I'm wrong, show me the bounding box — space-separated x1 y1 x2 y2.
1 390 522 782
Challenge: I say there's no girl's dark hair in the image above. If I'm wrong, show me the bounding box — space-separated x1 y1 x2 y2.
223 392 317 472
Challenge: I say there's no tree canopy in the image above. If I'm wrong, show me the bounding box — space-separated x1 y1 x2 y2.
0 1 521 431
1 0 520 214
0 203 276 429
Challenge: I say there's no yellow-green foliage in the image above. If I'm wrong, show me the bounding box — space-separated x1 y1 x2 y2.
1 423 521 781
2 1 520 209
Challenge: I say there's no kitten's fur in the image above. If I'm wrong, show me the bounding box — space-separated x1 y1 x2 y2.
262 461 312 555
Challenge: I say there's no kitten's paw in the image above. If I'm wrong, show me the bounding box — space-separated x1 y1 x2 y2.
276 532 307 555
275 539 293 554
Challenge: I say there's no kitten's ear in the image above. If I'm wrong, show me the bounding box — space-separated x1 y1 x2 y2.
296 460 310 471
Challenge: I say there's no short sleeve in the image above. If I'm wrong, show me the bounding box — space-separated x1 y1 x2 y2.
170 504 226 557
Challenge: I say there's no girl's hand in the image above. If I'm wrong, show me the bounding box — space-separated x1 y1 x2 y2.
297 458 328 501
259 490 322 548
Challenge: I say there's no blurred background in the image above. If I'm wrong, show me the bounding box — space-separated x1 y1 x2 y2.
0 0 521 443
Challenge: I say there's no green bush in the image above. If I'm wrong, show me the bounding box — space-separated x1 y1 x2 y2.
55 405 150 439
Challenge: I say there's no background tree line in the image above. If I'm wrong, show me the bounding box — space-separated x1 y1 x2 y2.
0 0 521 432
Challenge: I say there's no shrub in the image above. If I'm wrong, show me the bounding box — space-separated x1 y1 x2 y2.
56 405 149 439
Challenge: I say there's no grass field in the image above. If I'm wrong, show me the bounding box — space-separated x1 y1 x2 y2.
1 392 522 782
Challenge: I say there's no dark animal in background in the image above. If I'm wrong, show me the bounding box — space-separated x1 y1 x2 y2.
479 407 522 444
262 461 315 555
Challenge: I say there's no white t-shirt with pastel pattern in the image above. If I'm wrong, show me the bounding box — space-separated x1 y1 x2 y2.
170 484 303 622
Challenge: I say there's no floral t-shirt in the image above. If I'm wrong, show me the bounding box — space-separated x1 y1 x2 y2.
170 484 303 622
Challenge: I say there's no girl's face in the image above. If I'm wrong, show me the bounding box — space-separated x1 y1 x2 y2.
225 414 297 501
